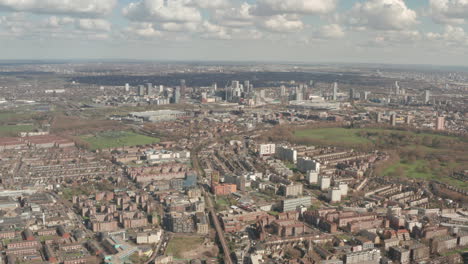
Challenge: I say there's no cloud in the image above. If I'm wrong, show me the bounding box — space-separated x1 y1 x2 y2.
426 25 468 45
317 24 345 39
0 13 111 40
160 22 198 32
0 0 116 17
77 19 111 32
361 30 422 48
190 0 230 9
200 21 231 39
44 16 74 28
257 14 304 33
429 0 468 25
123 22 162 38
123 0 202 23
213 3 254 28
252 0 337 16
349 0 417 31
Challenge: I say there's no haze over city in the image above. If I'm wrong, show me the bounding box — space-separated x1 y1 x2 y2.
0 1 467 264
0 0 468 65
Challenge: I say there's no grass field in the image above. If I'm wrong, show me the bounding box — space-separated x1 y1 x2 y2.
293 127 458 147
166 236 204 258
383 160 432 179
294 128 372 145
293 127 468 190
80 131 160 150
0 124 35 136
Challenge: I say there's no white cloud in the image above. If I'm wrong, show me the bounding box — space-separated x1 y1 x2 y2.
427 25 468 45
161 22 198 32
43 16 74 28
362 30 422 47
123 22 162 38
123 0 202 23
429 0 468 25
190 0 230 9
0 13 111 40
77 19 111 32
317 24 345 39
252 0 337 16
0 0 116 17
349 0 417 31
213 3 254 28
257 14 304 33
200 21 231 39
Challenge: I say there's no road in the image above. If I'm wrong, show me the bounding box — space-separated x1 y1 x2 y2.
203 189 233 264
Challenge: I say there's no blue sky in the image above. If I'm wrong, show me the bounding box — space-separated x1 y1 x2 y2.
0 0 467 65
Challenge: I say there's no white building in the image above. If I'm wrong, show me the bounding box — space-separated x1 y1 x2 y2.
328 187 342 203
258 144 276 156
306 170 319 184
338 182 348 196
319 176 331 191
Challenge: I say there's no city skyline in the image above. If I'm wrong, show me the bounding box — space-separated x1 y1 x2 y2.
0 0 468 66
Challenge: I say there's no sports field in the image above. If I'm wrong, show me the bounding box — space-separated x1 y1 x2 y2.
0 124 35 136
80 131 160 150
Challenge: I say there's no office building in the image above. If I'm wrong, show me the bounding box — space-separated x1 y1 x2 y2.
138 85 145 96
146 83 153 96
390 114 397 126
180 79 186 98
332 82 338 100
173 87 181 104
395 81 400 95
280 85 287 97
349 88 355 100
244 80 250 93
295 86 303 101
424 90 431 104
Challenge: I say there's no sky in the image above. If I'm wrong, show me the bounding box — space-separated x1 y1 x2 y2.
0 0 468 66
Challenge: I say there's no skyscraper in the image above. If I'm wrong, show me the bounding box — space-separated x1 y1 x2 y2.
424 90 431 104
173 87 180 104
390 114 397 126
363 91 371 100
244 80 250 93
349 88 355 101
280 85 286 97
146 83 153 96
180 79 186 99
231 80 239 89
395 81 400 95
295 86 303 101
138 85 145 96
332 82 338 101
125 83 130 92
